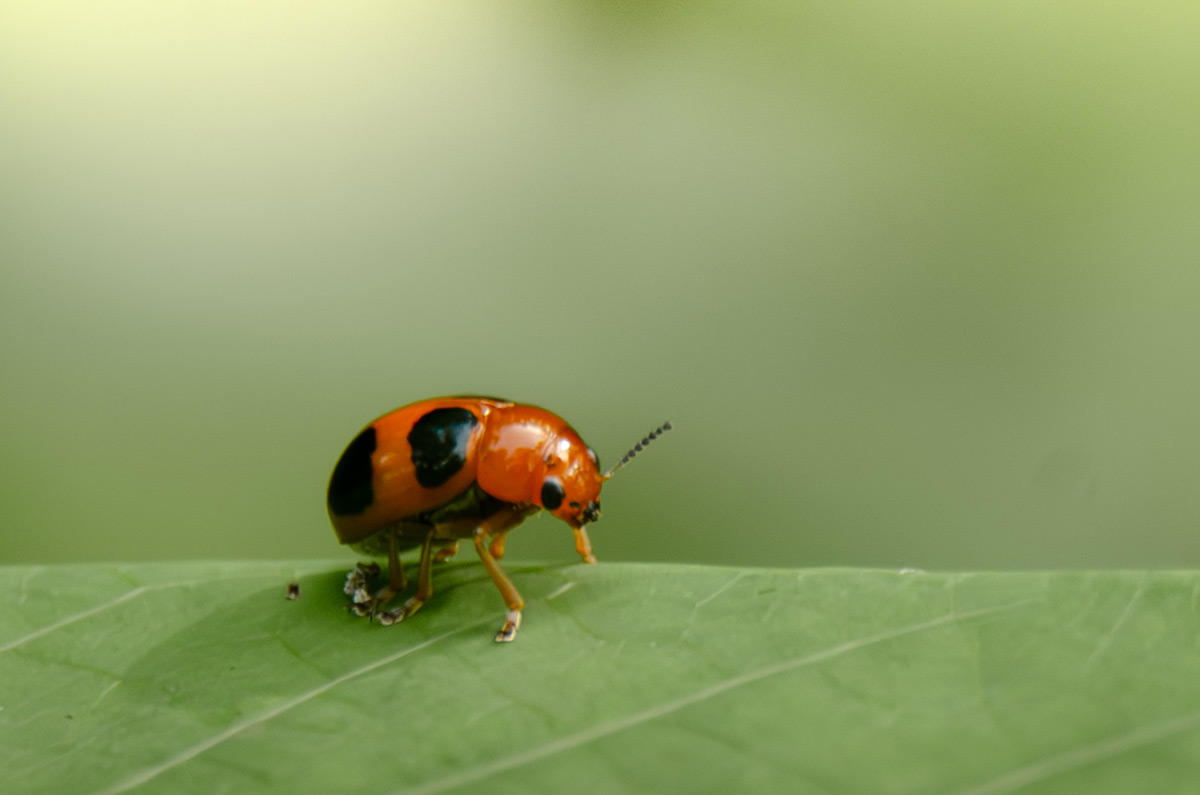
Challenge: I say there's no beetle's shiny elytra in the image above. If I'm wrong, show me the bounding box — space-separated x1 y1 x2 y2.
326 396 671 642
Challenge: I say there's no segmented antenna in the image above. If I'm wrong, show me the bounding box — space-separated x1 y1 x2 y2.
602 421 673 480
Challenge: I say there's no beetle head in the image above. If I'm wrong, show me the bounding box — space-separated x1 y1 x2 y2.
537 439 604 529
537 420 673 528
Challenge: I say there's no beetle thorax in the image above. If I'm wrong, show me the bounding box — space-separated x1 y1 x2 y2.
474 405 603 527
475 408 558 504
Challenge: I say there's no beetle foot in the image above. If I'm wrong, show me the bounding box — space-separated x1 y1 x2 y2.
494 609 522 643
344 562 380 597
345 563 389 617
376 595 425 626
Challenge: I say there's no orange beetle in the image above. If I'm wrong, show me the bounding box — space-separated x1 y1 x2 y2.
327 396 670 642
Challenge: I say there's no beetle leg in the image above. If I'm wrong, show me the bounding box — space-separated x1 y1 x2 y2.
378 531 434 626
473 528 523 642
434 540 460 563
364 528 410 618
471 506 537 642
573 526 598 565
489 530 509 560
385 527 407 593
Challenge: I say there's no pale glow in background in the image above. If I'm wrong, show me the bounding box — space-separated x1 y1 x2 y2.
2 1 1199 568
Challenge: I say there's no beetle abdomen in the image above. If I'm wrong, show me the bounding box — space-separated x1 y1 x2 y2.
326 398 506 545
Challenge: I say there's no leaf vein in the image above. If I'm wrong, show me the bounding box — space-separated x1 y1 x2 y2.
0 574 270 655
693 571 748 611
948 708 1200 795
88 619 490 795
399 596 1042 795
0 587 151 654
1085 582 1144 670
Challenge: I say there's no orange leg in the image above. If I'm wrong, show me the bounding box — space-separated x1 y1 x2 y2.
472 505 538 642
388 528 408 592
573 526 597 564
378 531 434 626
367 505 537 639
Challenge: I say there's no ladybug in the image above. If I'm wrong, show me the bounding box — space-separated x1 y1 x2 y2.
327 396 670 642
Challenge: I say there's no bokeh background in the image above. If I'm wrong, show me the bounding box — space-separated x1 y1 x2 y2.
3 1 1199 570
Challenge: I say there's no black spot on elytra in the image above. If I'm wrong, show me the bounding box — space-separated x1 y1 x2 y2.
541 477 564 510
408 407 478 488
328 426 377 515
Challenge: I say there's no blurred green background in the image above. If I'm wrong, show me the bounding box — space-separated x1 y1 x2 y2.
2 1 1199 570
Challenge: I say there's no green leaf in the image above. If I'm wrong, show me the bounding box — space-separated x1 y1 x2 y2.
3 562 1200 794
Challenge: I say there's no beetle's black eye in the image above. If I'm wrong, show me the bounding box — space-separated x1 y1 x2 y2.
541 477 564 510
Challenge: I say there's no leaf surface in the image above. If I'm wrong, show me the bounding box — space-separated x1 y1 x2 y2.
2 562 1200 794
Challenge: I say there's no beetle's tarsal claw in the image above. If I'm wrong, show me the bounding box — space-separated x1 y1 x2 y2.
494 609 522 643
